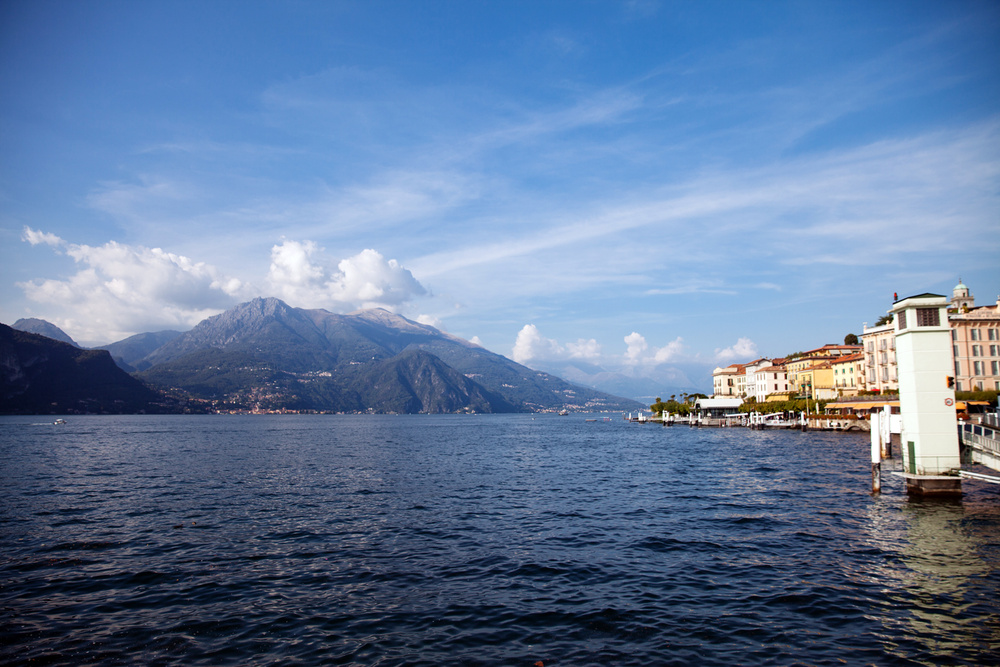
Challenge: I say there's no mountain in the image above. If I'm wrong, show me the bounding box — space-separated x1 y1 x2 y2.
0 324 168 414
12 318 79 347
136 298 642 414
98 330 183 371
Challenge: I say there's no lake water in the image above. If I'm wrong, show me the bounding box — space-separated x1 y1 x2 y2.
1 414 998 666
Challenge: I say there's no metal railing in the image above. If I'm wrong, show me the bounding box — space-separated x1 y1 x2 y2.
960 422 1000 455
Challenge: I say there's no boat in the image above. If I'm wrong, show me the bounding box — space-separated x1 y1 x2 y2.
558 409 569 416
53 419 67 425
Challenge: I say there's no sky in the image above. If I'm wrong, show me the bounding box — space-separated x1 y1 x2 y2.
1 0 998 395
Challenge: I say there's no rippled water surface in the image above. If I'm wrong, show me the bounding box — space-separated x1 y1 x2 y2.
1 414 998 666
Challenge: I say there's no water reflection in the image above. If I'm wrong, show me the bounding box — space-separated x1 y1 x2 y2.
863 481 1000 662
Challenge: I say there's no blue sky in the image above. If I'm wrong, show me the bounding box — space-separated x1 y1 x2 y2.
1 1 998 394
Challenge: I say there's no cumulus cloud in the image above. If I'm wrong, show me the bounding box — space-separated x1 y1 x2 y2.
265 240 425 311
715 337 759 362
512 324 563 364
623 332 648 365
18 228 246 343
512 324 604 364
622 331 685 365
653 337 685 363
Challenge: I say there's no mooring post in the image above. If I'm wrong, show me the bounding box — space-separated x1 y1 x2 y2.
870 411 882 494
880 406 892 459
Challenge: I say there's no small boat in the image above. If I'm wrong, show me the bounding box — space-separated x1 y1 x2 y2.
53 419 67 425
558 409 569 416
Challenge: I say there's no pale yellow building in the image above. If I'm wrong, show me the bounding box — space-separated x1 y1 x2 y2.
831 352 865 397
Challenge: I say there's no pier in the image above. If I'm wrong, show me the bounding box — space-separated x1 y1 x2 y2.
959 414 1000 475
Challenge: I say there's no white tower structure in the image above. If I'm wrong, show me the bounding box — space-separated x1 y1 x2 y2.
891 293 962 496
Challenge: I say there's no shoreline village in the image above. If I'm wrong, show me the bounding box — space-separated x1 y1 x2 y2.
642 280 999 433
638 282 1000 497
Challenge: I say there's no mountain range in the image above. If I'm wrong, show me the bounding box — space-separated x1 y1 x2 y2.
6 299 643 414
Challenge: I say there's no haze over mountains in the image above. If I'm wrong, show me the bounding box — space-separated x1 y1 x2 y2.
5 299 642 414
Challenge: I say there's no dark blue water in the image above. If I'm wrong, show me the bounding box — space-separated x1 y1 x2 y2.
1 415 998 666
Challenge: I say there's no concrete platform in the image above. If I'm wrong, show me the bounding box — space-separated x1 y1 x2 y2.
892 472 962 497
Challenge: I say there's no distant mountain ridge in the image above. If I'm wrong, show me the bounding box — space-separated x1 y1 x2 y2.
136 298 641 413
98 330 183 371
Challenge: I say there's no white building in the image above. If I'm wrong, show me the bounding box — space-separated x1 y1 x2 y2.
751 364 790 402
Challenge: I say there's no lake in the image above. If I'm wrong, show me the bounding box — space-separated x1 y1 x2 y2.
1 414 998 665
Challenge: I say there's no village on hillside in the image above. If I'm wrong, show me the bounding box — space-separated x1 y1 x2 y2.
652 281 999 429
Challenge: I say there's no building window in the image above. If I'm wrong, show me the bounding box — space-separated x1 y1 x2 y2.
991 345 999 357
898 310 907 329
955 360 961 376
992 361 999 375
880 339 887 350
973 345 982 357
952 329 958 341
973 361 984 376
990 329 998 341
881 368 888 382
916 308 939 327
954 345 960 359
971 329 981 341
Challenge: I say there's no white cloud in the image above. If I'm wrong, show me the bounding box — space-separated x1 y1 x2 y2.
18 232 247 343
624 332 648 365
512 324 563 364
715 337 759 363
566 338 602 360
654 337 685 363
266 240 425 311
511 324 603 364
22 227 64 247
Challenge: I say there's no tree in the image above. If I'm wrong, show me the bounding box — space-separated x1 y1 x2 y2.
875 314 892 326
844 333 859 345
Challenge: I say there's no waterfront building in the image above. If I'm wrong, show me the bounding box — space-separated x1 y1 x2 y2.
831 352 865 397
861 321 898 394
740 358 774 400
795 361 837 400
860 281 998 395
752 363 790 402
786 345 861 399
711 363 744 397
948 285 1000 392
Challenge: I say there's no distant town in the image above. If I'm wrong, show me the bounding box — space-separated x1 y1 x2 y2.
675 281 998 421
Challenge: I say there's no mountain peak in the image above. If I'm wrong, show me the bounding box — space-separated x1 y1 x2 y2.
12 318 79 347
